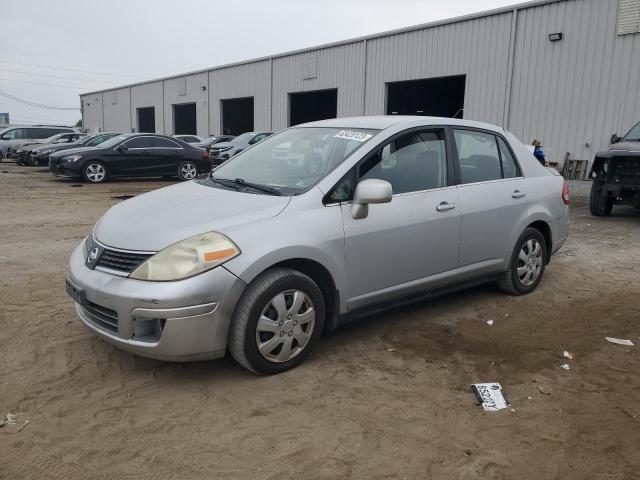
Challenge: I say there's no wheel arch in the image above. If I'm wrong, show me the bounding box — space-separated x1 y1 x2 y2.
525 220 552 264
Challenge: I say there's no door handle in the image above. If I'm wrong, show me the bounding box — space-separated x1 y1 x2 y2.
436 201 456 212
512 190 527 199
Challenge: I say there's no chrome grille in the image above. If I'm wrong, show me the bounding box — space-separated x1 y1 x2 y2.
80 301 118 333
96 248 151 274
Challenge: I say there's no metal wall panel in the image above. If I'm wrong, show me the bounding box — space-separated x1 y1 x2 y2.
271 42 366 131
102 87 131 133
80 93 103 132
163 72 208 136
130 81 163 133
208 60 271 135
508 0 640 164
364 12 514 126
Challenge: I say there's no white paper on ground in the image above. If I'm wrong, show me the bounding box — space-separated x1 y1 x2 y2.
605 337 634 347
472 383 509 412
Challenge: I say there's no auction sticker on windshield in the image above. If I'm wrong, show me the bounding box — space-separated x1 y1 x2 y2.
334 130 374 142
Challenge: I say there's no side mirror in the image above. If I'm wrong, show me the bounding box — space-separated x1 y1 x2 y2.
117 146 128 153
610 134 622 144
351 179 393 219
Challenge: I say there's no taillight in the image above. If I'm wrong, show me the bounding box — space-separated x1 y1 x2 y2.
561 180 570 205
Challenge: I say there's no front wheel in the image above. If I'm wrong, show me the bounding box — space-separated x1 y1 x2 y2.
497 228 547 295
82 161 107 183
177 161 198 181
228 268 325 375
590 182 613 216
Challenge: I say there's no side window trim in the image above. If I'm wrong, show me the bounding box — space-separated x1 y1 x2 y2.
449 126 524 185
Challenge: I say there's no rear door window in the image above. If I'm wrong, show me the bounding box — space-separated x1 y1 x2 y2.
123 136 154 149
497 137 521 178
153 137 182 148
454 130 502 184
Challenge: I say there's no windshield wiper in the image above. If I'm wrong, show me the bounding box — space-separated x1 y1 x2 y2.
208 176 241 190
233 178 282 196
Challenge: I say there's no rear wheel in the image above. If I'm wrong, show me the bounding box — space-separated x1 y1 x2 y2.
498 228 547 295
82 161 107 183
178 161 198 181
229 268 325 375
590 182 613 216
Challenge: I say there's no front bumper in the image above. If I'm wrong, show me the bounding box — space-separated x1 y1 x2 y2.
67 242 246 361
49 158 80 178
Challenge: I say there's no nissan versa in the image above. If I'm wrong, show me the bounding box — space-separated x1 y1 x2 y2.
66 116 570 374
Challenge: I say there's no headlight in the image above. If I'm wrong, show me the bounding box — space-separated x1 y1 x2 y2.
129 231 240 281
62 155 83 162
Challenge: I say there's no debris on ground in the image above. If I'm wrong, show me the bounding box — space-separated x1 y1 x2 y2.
561 363 571 370
537 386 552 395
563 351 574 360
486 320 494 326
386 348 397 352
605 337 634 347
472 383 509 411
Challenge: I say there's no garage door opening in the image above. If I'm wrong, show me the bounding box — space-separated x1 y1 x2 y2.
137 107 155 133
221 97 254 136
173 103 197 135
289 89 337 127
386 75 466 118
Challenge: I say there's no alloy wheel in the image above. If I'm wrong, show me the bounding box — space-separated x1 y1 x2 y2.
517 239 543 287
255 290 316 363
86 163 106 182
180 162 197 180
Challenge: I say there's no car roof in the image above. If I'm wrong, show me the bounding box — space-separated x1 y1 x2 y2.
298 115 505 132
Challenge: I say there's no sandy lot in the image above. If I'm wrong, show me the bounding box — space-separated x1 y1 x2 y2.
1 163 639 480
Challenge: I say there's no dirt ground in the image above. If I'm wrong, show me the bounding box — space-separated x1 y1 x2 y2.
1 162 639 480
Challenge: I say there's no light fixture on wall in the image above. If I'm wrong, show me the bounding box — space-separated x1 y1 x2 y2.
201 86 207 91
548 32 563 42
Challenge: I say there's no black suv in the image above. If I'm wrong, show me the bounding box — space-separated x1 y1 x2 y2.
590 121 640 216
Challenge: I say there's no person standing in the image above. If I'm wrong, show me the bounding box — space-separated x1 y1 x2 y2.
532 139 546 166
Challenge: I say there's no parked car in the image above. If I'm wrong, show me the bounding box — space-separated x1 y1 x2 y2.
209 131 272 166
589 120 640 216
29 132 121 166
194 135 235 153
15 132 87 165
0 125 77 161
65 116 570 374
49 133 210 183
174 135 203 144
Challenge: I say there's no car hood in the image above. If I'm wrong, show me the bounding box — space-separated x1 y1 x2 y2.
210 141 236 149
94 180 291 251
609 141 640 152
17 142 45 151
50 146 97 157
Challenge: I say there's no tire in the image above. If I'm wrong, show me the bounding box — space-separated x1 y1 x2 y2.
27 156 37 167
497 227 548 295
82 161 108 183
177 161 198 181
590 182 613 216
229 268 325 375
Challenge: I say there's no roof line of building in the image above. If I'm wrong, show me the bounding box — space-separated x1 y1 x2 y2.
81 0 566 97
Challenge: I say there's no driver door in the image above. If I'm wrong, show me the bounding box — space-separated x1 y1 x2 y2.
338 128 461 311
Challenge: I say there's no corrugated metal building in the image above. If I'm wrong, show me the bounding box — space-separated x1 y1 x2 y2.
80 0 640 168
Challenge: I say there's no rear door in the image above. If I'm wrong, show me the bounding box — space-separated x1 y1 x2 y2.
153 137 186 174
453 128 529 278
339 127 461 310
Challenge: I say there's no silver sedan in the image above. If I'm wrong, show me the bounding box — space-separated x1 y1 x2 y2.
66 116 570 374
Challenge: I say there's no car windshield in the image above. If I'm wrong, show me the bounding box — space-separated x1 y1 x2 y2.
97 135 128 149
623 121 640 142
209 127 379 195
231 133 254 144
41 134 61 143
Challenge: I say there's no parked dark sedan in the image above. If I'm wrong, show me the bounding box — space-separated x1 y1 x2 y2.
49 133 210 183
30 132 120 166
15 132 86 165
